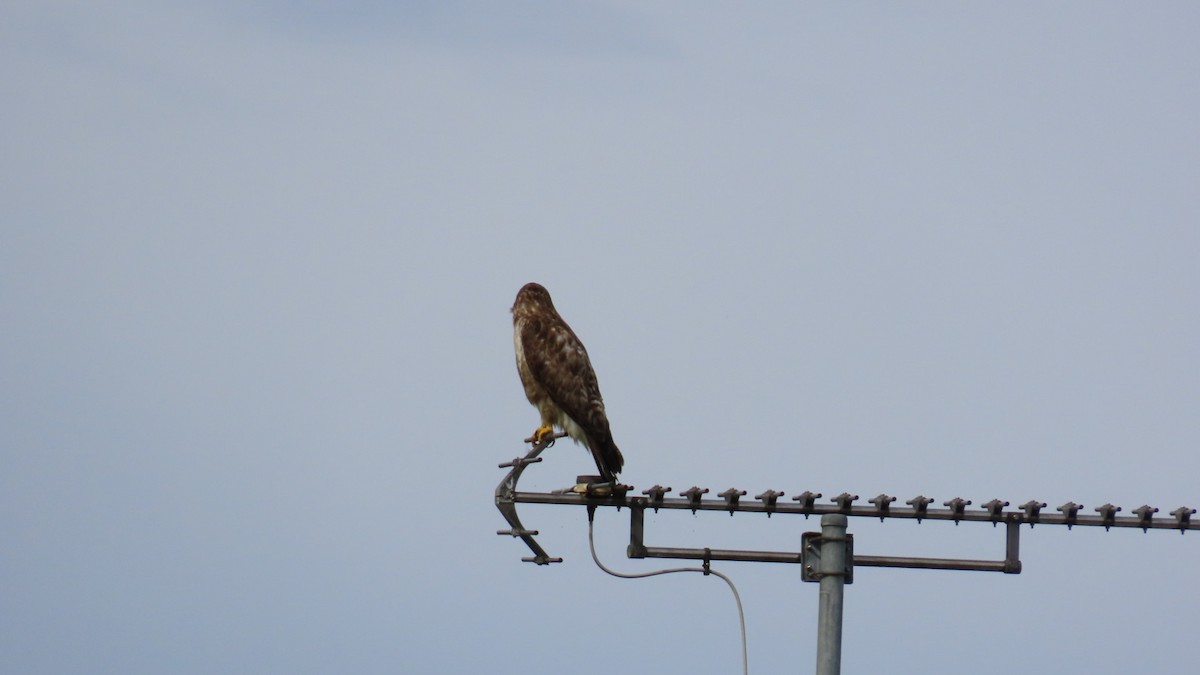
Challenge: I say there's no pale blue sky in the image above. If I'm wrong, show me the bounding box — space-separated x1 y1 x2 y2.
3 3 1198 673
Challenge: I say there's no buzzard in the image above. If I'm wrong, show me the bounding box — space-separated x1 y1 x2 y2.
512 282 624 482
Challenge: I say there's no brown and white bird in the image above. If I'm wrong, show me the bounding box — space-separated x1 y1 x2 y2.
511 282 624 482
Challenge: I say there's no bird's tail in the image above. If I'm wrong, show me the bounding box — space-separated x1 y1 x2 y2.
594 440 624 482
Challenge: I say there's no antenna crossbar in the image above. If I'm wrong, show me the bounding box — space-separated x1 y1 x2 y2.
509 490 1199 532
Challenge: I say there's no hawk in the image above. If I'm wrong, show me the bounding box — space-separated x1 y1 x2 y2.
512 282 624 482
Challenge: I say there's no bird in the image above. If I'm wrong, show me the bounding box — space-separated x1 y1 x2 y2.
511 282 624 482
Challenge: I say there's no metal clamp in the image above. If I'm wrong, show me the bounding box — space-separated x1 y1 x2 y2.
642 485 671 512
982 499 1010 526
793 491 823 518
869 494 896 521
1058 501 1083 529
681 486 709 513
1133 505 1158 532
756 490 785 517
1020 500 1047 527
907 495 934 522
1094 503 1122 531
1171 506 1196 533
720 488 747 514
944 497 972 524
801 530 855 584
831 492 859 513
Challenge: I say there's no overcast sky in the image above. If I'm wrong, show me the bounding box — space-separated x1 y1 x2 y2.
3 2 1198 674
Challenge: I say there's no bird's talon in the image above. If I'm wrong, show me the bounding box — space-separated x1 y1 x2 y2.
532 425 556 446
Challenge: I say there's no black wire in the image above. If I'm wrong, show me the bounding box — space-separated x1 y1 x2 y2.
587 510 749 675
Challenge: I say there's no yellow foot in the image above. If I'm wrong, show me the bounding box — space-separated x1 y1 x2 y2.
531 425 556 445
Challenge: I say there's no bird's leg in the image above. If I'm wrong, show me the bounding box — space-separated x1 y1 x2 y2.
530 425 557 446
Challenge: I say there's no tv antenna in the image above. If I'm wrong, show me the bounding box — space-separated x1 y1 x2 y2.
496 435 1197 675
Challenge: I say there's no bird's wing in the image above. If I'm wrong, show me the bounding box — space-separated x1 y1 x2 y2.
519 314 608 438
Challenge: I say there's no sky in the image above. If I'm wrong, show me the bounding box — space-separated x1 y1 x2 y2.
3 2 1198 673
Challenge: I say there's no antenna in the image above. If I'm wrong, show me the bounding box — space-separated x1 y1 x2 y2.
495 438 1198 674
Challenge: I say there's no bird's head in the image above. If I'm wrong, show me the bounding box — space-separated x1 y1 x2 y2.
512 282 555 317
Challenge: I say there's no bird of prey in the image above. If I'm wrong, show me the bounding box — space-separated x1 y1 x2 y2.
512 282 624 482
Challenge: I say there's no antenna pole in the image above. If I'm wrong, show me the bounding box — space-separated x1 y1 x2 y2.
815 514 847 675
